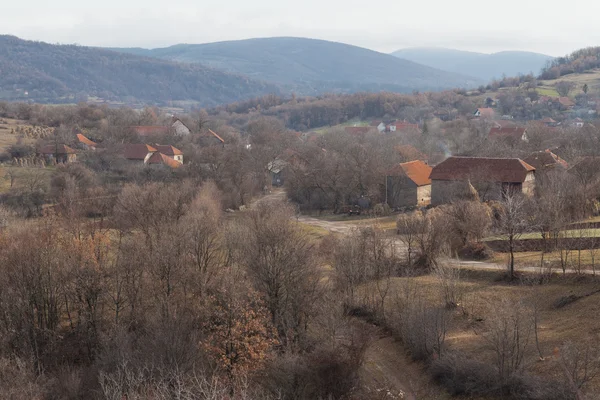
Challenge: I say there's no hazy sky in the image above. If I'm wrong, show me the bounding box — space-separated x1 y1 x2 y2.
3 0 600 55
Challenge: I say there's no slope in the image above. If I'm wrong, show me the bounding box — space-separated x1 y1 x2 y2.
0 35 280 107
392 47 553 81
110 37 482 95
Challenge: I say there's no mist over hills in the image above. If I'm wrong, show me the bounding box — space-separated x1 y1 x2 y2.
392 47 554 81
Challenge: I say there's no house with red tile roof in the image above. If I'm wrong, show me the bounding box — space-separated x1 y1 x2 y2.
474 108 495 119
76 133 97 150
386 160 432 207
124 143 183 166
153 144 184 163
387 120 419 133
430 157 535 205
488 127 528 142
523 150 568 175
40 144 77 163
558 97 576 109
147 152 182 169
196 129 225 147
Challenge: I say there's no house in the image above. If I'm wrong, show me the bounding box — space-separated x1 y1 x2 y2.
429 157 535 205
370 121 387 133
197 129 225 147
124 144 158 163
171 117 191 136
344 126 371 135
146 152 182 169
395 145 428 163
267 159 288 186
523 150 568 175
153 145 183 164
540 117 559 127
492 120 518 129
40 144 77 163
76 133 97 150
558 97 576 109
387 120 419 133
488 127 528 142
474 108 495 119
386 160 432 208
570 118 585 128
124 143 183 165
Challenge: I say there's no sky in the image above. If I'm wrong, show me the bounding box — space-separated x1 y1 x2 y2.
3 0 600 56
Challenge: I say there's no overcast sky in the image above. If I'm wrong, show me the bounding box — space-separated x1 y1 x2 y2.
3 0 600 56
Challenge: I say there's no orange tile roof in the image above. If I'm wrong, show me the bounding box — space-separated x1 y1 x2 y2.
476 108 495 118
76 133 97 147
207 129 225 143
153 144 182 156
387 160 432 186
124 144 157 160
147 152 182 168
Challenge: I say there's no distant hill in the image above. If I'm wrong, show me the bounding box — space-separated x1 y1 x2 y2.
392 47 553 81
0 35 280 106
110 37 482 95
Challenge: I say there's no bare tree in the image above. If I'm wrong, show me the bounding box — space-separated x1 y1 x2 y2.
497 192 530 280
555 81 576 97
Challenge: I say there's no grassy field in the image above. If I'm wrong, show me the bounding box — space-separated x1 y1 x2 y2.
0 118 37 152
536 86 560 97
0 166 55 194
370 270 600 397
485 228 600 241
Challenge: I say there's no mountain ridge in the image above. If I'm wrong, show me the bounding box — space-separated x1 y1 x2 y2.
392 47 554 81
108 37 483 95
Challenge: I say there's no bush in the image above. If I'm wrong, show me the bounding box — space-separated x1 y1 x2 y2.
457 241 493 260
430 353 498 395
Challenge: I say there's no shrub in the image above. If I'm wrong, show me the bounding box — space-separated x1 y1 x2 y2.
430 353 498 395
457 241 493 260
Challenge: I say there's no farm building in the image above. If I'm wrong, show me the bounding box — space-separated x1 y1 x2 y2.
430 157 535 205
386 160 432 208
39 144 77 164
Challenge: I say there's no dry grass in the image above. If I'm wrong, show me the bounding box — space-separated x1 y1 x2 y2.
377 271 600 397
0 118 36 152
0 166 55 194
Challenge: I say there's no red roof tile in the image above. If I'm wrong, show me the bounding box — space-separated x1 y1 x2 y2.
76 133 97 147
430 157 535 183
558 97 575 107
124 144 157 160
207 129 225 143
387 160 432 186
475 108 495 118
147 152 182 168
523 150 568 171
153 144 182 156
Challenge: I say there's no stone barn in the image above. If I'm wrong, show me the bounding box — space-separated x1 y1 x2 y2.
386 160 432 208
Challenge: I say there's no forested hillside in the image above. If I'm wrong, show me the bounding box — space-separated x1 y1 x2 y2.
0 35 280 106
540 47 600 79
110 37 483 95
